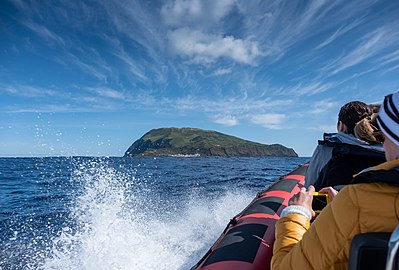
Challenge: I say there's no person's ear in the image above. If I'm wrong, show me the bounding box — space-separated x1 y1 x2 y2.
337 121 347 133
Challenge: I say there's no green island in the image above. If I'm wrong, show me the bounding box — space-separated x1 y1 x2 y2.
124 127 298 157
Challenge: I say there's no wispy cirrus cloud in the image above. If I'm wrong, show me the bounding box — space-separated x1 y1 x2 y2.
23 21 65 46
2 104 96 113
108 42 150 83
2 85 61 98
1 84 132 112
286 81 334 96
324 23 399 76
237 0 377 59
11 0 164 86
315 17 365 50
374 49 399 75
168 96 293 114
170 97 291 129
378 49 399 65
57 52 110 82
4 0 399 124
88 87 127 100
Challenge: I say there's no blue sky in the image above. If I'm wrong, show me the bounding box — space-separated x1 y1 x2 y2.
1 0 399 157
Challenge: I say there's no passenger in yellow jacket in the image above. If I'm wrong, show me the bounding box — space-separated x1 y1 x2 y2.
272 91 399 270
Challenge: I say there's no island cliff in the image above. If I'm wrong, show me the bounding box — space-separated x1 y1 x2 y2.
124 127 298 157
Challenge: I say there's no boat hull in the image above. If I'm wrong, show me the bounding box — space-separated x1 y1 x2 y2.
191 164 308 270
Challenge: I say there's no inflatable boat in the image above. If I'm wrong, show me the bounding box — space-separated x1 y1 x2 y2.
191 164 308 270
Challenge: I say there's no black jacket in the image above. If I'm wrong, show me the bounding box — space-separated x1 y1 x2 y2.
352 165 399 185
314 142 386 191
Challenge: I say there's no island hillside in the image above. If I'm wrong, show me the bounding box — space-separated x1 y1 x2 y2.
124 127 298 157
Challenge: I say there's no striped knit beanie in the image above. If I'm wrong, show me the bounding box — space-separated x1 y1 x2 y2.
377 91 399 147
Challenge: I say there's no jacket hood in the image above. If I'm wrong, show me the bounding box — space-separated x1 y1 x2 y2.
336 133 385 152
322 133 384 152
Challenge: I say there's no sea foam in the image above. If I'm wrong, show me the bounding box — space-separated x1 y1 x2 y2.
40 160 253 270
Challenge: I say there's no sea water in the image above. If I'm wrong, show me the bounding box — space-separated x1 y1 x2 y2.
0 156 308 270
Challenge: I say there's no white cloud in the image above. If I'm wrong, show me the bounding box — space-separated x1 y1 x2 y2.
312 124 337 133
3 104 95 113
161 0 202 26
249 114 287 129
58 52 109 82
315 17 365 50
379 49 399 64
161 0 236 28
287 82 333 96
168 28 261 64
2 85 60 98
375 49 399 75
236 0 378 60
169 96 293 114
23 21 65 46
90 87 126 100
211 114 239 126
309 99 339 114
331 29 385 75
110 45 149 82
212 68 233 76
326 23 399 75
161 1 262 65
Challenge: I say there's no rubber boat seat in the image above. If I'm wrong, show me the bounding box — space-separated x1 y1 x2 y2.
348 224 399 270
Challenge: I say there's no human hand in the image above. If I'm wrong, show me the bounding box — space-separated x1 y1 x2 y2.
318 186 338 200
289 185 316 218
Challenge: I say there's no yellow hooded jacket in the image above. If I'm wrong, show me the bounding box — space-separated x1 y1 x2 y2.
272 159 399 270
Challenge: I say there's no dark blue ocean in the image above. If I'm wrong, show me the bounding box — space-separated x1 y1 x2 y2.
0 156 308 270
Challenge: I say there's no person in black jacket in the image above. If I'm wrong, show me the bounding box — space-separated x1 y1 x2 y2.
313 112 386 190
305 101 383 188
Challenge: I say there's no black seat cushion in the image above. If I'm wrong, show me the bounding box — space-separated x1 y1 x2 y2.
348 232 390 270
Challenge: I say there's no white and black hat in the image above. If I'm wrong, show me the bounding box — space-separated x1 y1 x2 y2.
377 91 399 147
